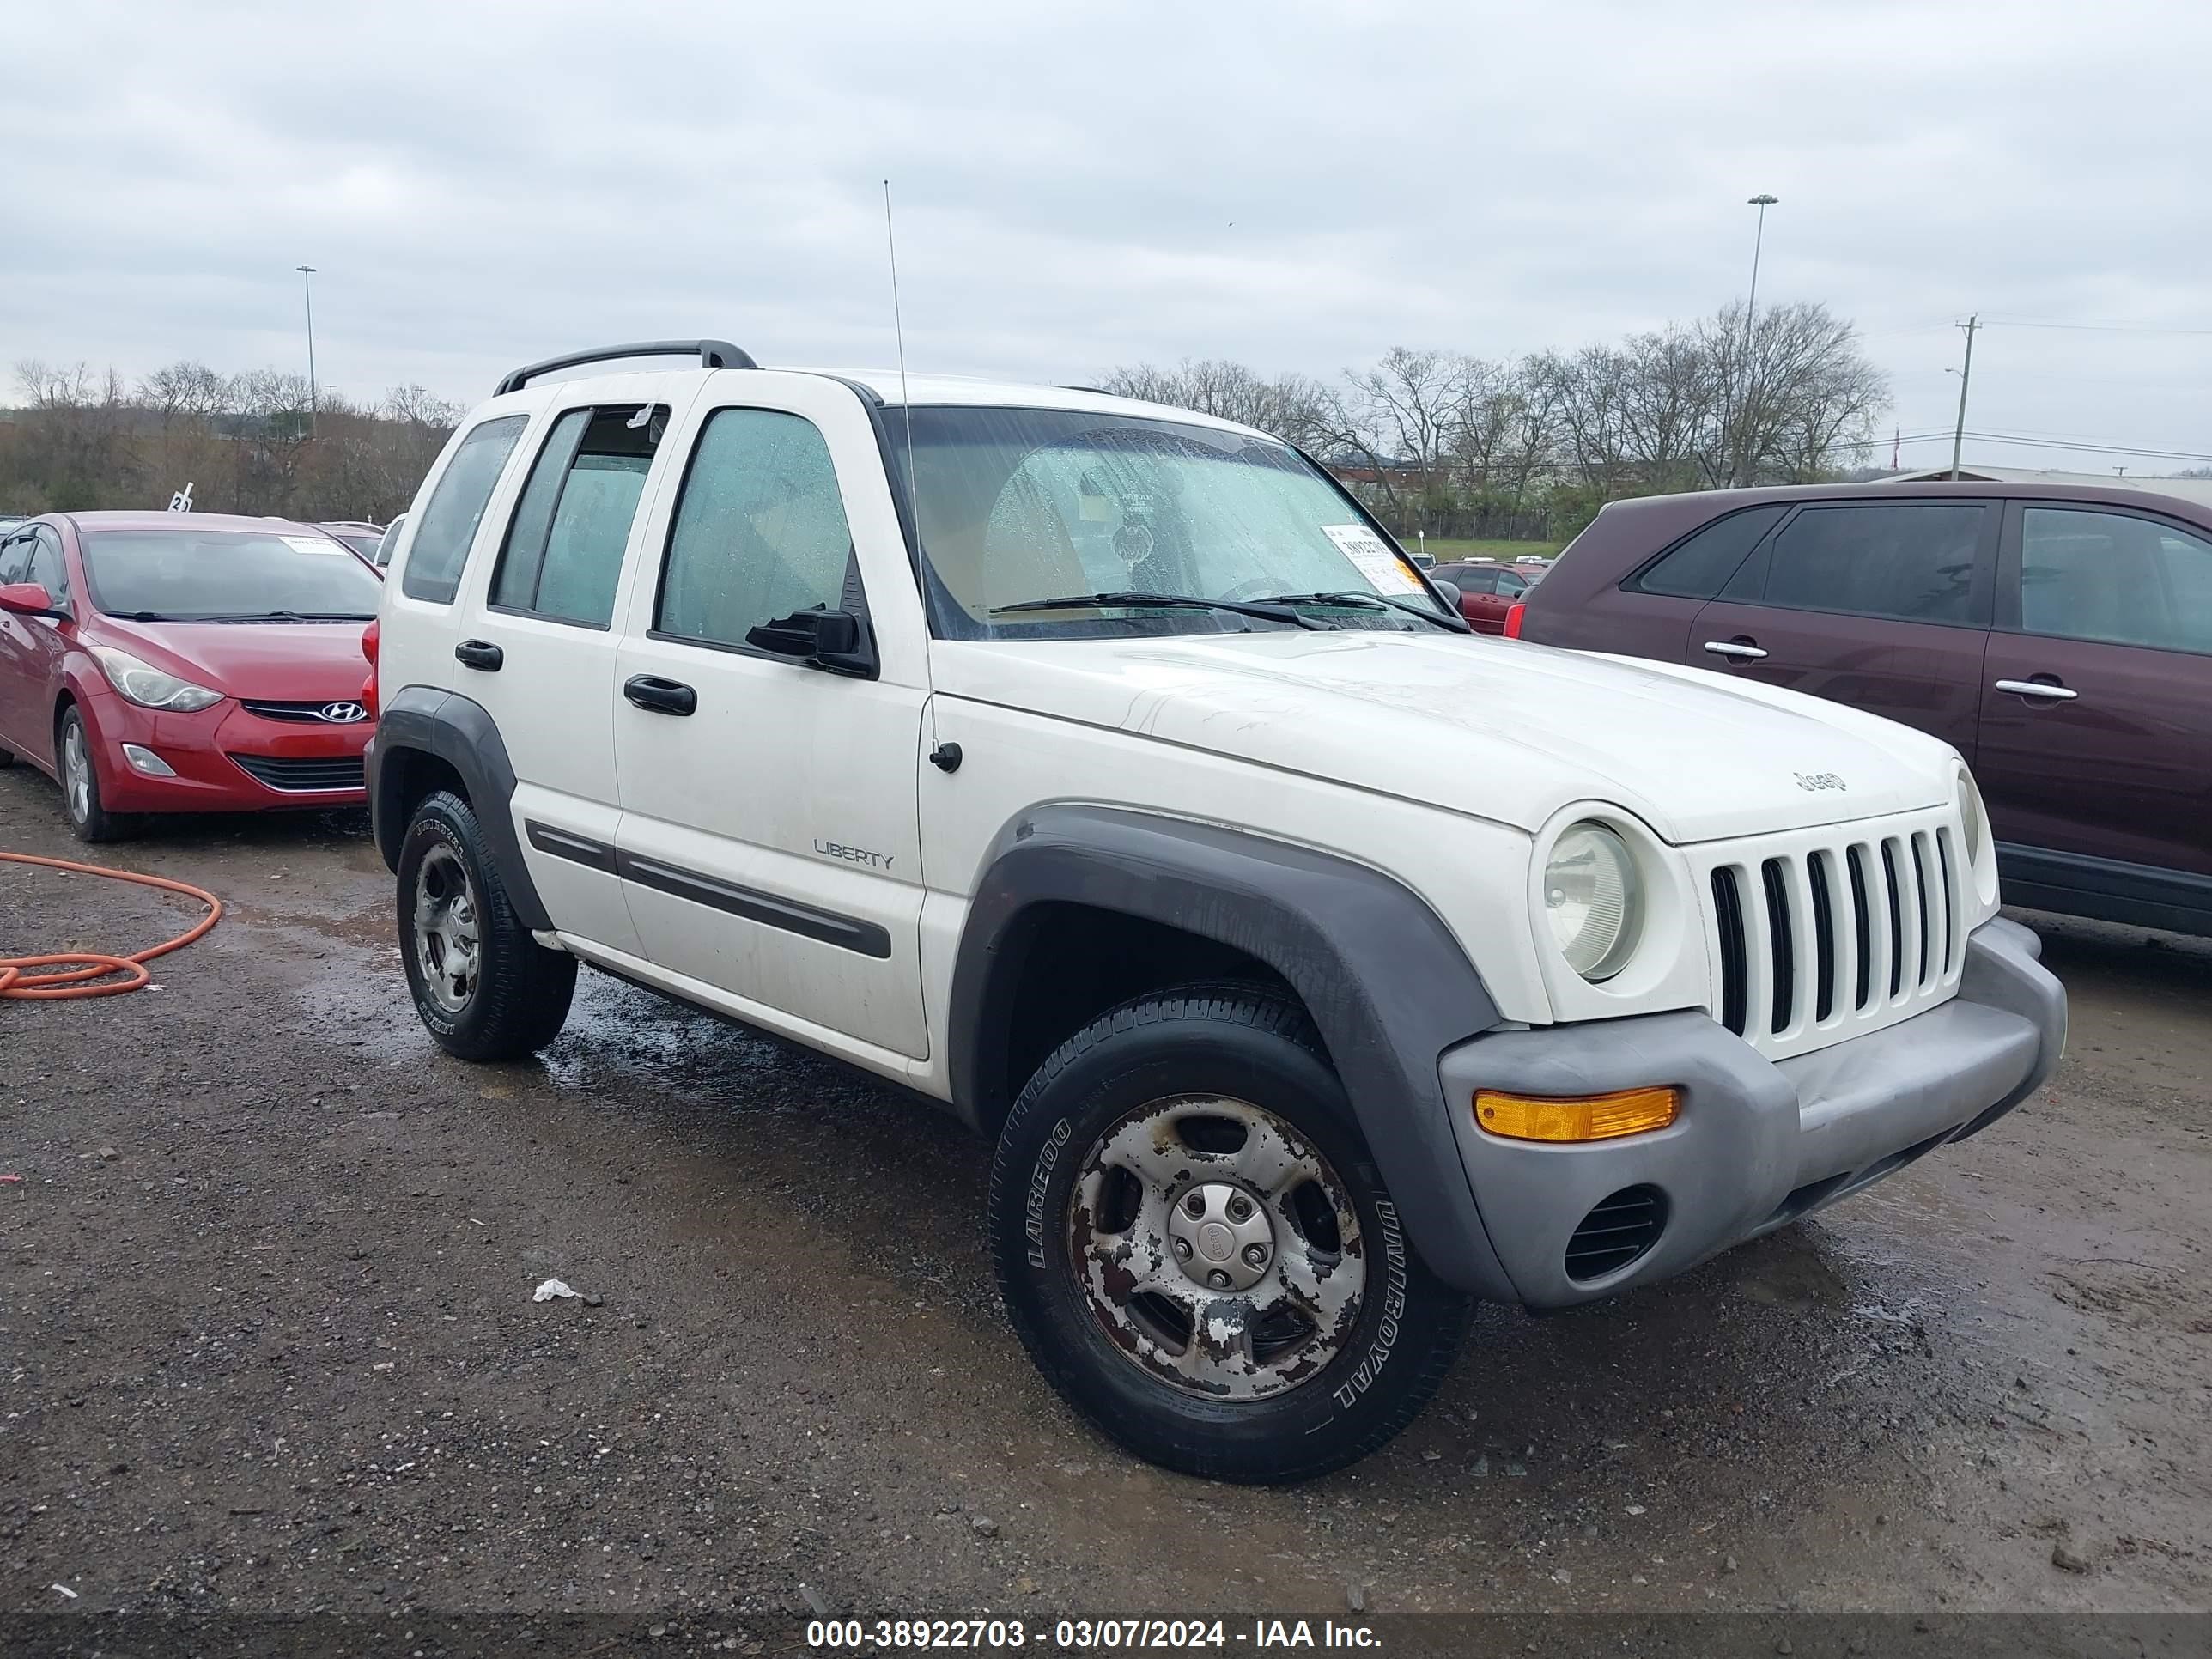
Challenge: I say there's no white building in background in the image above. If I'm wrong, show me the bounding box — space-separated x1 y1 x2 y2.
1880 464 2212 508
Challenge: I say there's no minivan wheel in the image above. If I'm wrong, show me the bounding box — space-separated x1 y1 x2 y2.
396 789 576 1060
989 986 1470 1484
57 707 135 843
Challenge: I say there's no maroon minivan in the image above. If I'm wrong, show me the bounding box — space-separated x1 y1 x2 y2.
1516 481 2212 936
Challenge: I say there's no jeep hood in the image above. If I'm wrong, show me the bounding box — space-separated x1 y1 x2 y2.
930 632 1954 843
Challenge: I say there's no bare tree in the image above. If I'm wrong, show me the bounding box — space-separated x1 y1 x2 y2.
1098 359 1336 452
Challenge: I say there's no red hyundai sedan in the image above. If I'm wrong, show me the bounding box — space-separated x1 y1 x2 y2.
0 512 381 841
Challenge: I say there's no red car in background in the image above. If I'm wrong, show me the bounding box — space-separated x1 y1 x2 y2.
1431 559 1534 633
0 512 382 841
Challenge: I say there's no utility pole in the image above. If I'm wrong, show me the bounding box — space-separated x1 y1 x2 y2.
1724 194 1778 488
1948 314 1978 480
295 265 319 435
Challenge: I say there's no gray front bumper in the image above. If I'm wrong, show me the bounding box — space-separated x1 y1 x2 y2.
1434 916 2065 1310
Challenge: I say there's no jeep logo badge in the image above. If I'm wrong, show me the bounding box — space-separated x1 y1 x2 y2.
318 702 368 724
1794 770 1846 793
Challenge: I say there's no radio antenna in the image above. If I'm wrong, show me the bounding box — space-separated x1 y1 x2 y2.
883 179 921 541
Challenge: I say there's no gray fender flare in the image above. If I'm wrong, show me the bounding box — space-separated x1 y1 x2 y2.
367 685 551 933
949 805 1517 1299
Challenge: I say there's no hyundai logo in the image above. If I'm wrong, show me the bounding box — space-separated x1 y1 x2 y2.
317 702 368 725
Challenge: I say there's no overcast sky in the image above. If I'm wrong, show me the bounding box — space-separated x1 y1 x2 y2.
7 0 2209 473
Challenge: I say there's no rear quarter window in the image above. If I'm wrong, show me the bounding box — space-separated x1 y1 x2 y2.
399 414 529 605
1625 504 1788 599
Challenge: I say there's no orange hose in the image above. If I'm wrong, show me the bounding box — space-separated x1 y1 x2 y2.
0 851 223 1000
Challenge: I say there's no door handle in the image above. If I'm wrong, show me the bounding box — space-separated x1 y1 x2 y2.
1995 678 2078 702
1703 639 1767 660
453 639 504 672
624 674 697 716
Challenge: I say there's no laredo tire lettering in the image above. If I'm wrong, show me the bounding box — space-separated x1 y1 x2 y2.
1024 1118 1073 1270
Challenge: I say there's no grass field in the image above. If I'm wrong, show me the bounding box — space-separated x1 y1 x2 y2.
1402 536 1565 562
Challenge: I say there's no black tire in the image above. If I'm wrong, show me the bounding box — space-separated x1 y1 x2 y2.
989 985 1470 1484
396 788 576 1060
56 706 137 843
0 737 16 768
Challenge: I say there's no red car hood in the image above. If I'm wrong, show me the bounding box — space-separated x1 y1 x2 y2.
96 618 371 702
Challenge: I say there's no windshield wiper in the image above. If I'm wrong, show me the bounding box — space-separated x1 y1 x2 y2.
198 610 374 623
1251 591 1468 632
991 592 1322 630
103 610 176 622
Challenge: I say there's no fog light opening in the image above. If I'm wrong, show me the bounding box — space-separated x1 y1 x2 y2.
120 744 176 779
1475 1085 1679 1143
1565 1184 1668 1282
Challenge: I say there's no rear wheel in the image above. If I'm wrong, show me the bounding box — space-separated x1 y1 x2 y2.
989 986 1469 1483
397 789 575 1060
57 707 136 843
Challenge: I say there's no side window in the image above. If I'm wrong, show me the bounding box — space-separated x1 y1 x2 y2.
399 414 528 604
1496 569 1528 596
1627 504 1785 599
656 408 856 650
2018 507 2212 656
1759 503 1984 624
29 527 70 605
490 404 664 629
0 532 33 586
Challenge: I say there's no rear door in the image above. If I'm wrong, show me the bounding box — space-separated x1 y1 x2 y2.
450 374 706 957
1686 499 1996 757
1977 501 2212 888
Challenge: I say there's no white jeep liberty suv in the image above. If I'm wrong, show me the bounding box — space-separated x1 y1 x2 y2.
367 339 2065 1483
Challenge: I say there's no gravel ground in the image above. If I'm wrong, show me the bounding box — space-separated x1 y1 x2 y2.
3 766 2208 1624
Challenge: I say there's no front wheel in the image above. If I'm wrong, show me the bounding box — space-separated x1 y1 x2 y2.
58 707 136 843
989 987 1469 1483
397 789 576 1060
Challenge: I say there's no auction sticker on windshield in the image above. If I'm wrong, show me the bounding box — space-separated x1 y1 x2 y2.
1322 524 1425 593
281 535 349 556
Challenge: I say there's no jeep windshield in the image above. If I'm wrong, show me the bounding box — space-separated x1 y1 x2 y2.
886 406 1458 640
82 528 383 622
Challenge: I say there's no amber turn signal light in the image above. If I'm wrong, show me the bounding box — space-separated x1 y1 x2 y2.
1474 1085 1680 1143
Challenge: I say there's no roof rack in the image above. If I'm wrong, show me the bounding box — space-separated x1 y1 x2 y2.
495 339 757 397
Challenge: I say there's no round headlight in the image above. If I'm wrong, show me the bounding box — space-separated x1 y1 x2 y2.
1956 772 1985 865
1544 822 1643 981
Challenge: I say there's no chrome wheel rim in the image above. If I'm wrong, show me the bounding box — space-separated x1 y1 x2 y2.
412 845 481 1014
62 722 91 823
1066 1095 1367 1401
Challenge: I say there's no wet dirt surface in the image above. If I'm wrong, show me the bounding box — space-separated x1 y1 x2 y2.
3 767 2208 1620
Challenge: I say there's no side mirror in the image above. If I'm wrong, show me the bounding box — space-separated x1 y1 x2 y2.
744 605 873 676
1430 579 1462 612
0 582 58 617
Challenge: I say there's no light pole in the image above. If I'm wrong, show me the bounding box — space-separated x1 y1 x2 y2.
295 264 319 434
1727 194 1778 487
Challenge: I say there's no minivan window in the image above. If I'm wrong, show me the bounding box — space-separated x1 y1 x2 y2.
492 404 664 629
1757 503 1984 625
400 414 528 604
1628 504 1786 599
2019 507 2212 656
656 407 856 651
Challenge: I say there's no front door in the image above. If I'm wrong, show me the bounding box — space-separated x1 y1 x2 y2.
611 375 929 1061
0 526 75 769
1977 501 2212 887
1686 498 1996 758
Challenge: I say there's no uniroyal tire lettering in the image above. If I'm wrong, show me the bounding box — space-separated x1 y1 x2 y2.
1025 1118 1073 1269
1332 1200 1408 1407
